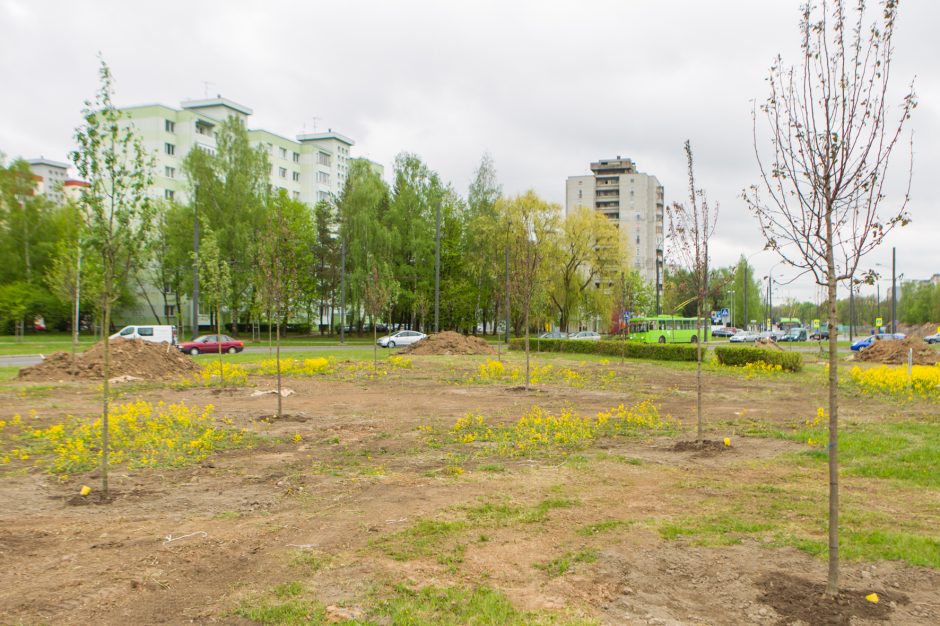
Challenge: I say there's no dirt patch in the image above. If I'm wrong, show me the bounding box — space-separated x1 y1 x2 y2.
855 336 939 365
758 572 906 625
402 330 496 356
671 439 730 454
17 338 200 382
755 338 783 351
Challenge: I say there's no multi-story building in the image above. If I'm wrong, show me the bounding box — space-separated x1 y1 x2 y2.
117 96 354 205
27 158 89 203
565 157 664 310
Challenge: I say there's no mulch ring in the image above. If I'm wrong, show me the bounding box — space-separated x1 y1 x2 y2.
758 572 907 625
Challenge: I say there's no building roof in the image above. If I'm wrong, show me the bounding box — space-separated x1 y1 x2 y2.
64 179 90 188
28 158 70 169
297 131 354 146
181 97 253 117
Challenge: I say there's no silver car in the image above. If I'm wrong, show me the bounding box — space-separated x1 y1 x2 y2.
377 330 427 348
569 331 602 341
729 331 760 343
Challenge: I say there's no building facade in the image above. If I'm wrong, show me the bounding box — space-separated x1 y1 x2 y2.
565 157 664 309
117 97 354 206
27 158 89 203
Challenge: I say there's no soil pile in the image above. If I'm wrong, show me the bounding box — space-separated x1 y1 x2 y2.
18 338 200 382
402 331 496 356
855 336 939 365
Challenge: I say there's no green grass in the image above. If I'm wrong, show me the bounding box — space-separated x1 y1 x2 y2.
534 549 599 577
0 334 97 356
577 519 634 536
374 519 466 561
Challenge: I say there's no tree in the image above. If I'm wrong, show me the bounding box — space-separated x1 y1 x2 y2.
362 258 399 368
666 141 718 445
198 232 231 389
465 154 503 334
71 58 155 498
730 256 762 329
503 191 559 389
548 207 624 332
745 0 915 594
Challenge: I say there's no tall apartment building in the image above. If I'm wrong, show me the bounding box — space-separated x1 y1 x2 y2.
117 97 354 206
27 158 89 204
565 157 664 310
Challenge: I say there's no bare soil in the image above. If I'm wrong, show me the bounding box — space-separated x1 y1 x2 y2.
855 336 939 365
17 338 199 382
402 331 496 355
1 356 937 625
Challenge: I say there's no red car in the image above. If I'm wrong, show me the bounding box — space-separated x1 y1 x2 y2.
178 334 244 356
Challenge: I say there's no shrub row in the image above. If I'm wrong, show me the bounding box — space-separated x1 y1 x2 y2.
713 345 803 372
508 338 699 362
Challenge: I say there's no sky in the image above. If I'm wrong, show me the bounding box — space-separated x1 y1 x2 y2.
1 0 936 305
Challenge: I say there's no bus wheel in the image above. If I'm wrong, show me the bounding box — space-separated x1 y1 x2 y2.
690 335 698 343
658 336 666 344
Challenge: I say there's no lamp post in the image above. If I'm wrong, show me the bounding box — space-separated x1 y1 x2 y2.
891 246 897 333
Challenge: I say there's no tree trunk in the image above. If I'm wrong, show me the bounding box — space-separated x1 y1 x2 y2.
217 303 224 390
825 217 840 596
524 306 531 390
275 318 283 418
696 299 704 443
373 315 378 369
101 296 111 498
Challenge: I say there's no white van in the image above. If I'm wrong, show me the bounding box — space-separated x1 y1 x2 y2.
110 325 177 345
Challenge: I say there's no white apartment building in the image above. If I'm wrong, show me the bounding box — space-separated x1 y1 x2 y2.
565 157 664 308
117 96 354 206
27 158 89 203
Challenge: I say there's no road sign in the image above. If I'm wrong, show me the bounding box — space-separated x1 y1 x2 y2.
623 311 631 322
812 319 820 329
766 318 772 328
720 308 729 317
875 317 883 328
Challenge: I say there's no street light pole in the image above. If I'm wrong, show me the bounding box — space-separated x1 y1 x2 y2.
891 246 897 333
434 196 441 333
504 219 511 344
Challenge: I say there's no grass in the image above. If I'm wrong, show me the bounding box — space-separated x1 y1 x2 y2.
577 519 634 536
534 549 599 577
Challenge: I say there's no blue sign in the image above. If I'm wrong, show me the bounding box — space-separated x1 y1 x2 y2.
623 311 632 321
720 308 730 317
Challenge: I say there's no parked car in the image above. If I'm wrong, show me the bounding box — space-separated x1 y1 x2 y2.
729 331 760 343
809 329 830 340
538 331 569 340
569 331 601 341
925 333 940 345
851 333 905 352
178 334 244 355
377 330 427 348
779 328 809 342
711 327 737 338
111 325 177 345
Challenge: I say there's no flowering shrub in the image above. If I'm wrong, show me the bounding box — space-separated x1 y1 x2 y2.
182 361 249 387
468 359 612 389
850 364 940 401
257 357 336 376
449 400 671 457
254 355 412 380
1 401 252 474
714 346 803 372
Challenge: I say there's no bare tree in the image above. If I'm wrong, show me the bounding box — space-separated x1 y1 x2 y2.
744 0 914 595
666 141 718 445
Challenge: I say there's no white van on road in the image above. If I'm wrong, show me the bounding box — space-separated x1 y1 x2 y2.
110 325 177 345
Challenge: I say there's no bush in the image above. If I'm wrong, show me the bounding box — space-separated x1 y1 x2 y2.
714 345 803 372
508 338 699 362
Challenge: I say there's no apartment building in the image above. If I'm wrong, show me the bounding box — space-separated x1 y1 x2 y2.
27 158 89 203
565 157 664 307
118 96 354 205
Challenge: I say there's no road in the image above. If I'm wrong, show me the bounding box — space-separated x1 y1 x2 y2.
0 343 366 369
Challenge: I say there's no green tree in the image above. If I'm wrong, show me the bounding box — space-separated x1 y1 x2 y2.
198 232 231 388
465 154 503 334
71 58 156 498
730 256 762 329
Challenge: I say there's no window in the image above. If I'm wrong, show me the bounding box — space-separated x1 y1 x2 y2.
164 304 176 318
196 123 212 136
292 171 300 182
165 120 175 133
165 189 175 200
119 327 134 336
636 213 640 221
165 166 175 179
317 152 331 166
318 191 330 202
165 143 175 156
292 191 300 200
280 147 287 159
292 152 300 163
578 190 582 199
636 235 640 245
317 171 330 184
279 167 287 178
138 327 153 337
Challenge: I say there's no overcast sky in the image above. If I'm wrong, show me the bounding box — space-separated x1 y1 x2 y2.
2 0 936 305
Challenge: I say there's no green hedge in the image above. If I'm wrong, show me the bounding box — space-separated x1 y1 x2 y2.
508 338 699 362
713 345 803 372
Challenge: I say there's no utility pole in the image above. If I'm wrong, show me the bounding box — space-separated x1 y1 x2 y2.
891 246 897 333
744 265 748 331
849 281 855 342
504 219 511 344
339 240 346 344
434 197 441 333
191 191 200 340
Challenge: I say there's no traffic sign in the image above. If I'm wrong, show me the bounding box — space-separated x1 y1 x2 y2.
720 308 729 317
875 317 883 328
622 311 631 322
812 319 820 329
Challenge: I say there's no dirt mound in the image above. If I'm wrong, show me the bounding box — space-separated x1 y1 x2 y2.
755 338 783 351
855 336 939 365
18 338 200 382
401 331 496 356
759 572 905 625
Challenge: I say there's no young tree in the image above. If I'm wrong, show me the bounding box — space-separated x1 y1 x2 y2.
465 154 503 334
666 141 718 445
198 232 231 389
745 0 915 594
503 191 559 389
362 258 399 368
71 59 155 498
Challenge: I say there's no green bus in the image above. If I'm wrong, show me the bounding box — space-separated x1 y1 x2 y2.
625 315 710 344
